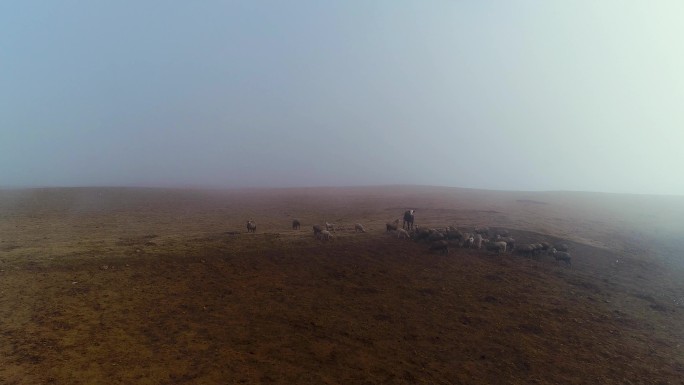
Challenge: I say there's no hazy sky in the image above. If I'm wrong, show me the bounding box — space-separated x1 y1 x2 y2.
2 1 683 194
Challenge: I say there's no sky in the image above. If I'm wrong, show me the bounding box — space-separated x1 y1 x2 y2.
1 1 683 194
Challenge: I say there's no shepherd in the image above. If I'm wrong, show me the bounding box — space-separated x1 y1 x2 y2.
403 209 415 230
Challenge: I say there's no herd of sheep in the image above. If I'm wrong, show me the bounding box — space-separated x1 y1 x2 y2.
245 209 573 266
402 225 572 265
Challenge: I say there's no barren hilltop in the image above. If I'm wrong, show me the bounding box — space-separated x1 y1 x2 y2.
1 186 683 384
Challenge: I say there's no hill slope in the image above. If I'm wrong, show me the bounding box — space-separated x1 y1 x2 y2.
0 186 682 384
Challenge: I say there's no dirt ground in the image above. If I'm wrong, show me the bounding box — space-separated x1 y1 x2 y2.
0 186 683 384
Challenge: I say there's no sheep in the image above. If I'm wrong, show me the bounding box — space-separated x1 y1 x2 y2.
325 222 335 232
428 230 446 242
318 230 333 241
403 209 415 230
495 229 510 238
551 248 572 265
551 248 571 263
246 221 257 233
491 241 507 254
313 224 323 236
429 240 449 254
463 235 475 248
445 227 464 241
556 253 572 265
554 243 570 252
413 227 431 241
531 243 545 256
496 236 515 251
473 234 484 249
292 219 301 230
474 227 490 236
515 243 536 257
396 228 411 240
354 223 366 233
447 240 462 249
386 219 399 232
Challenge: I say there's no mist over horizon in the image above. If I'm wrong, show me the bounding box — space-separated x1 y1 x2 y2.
2 1 683 195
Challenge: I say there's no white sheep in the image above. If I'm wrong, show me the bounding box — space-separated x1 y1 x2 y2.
473 234 483 249
318 230 333 241
386 219 399 232
354 223 366 233
553 243 570 252
531 243 545 256
463 235 475 248
492 241 507 254
551 248 571 265
496 236 515 251
325 222 335 232
396 228 411 239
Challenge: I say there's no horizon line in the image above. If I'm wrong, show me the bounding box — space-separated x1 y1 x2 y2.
0 183 682 197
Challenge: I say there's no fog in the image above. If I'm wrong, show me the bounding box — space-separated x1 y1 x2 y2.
2 1 683 194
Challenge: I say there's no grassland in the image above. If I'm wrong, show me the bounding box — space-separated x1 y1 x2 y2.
0 186 682 384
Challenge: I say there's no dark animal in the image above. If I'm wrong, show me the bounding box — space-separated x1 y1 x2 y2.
403 210 415 230
413 227 431 241
292 219 301 230
445 227 463 241
428 230 446 242
429 240 449 254
515 244 536 257
246 221 256 233
386 219 399 232
313 224 323 235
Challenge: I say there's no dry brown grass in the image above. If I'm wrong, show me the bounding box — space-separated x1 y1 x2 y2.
0 186 683 384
